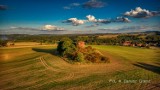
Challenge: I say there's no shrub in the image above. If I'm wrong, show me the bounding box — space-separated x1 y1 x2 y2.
75 52 84 62
84 52 109 63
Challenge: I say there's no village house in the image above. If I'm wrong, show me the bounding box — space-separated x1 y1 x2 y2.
131 43 136 47
77 41 85 48
123 41 132 46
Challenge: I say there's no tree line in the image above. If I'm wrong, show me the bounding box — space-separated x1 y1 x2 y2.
0 33 160 47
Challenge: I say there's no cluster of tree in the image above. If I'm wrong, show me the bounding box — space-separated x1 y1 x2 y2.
1 31 160 47
145 35 160 43
1 34 72 44
57 38 109 63
73 35 160 47
73 35 142 45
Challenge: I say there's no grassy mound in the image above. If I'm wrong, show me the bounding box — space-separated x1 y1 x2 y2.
56 38 109 63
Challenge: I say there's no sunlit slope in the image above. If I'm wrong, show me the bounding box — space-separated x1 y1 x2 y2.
0 45 159 90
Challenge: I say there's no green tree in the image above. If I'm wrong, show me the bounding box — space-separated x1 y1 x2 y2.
75 52 84 62
57 37 76 56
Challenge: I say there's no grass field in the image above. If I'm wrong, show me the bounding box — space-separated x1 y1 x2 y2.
97 35 118 38
0 44 160 90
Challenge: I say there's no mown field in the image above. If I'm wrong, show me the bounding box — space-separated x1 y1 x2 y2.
0 44 160 90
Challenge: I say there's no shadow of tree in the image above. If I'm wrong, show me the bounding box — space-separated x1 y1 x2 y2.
32 48 57 55
133 62 160 75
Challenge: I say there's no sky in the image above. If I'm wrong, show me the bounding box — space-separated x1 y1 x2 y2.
0 0 160 34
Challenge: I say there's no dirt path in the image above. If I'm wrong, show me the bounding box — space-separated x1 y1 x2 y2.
39 57 58 72
39 56 76 82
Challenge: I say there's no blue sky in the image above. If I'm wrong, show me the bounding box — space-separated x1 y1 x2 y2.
0 0 160 34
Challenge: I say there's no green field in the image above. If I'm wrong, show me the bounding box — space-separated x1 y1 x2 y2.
0 45 160 90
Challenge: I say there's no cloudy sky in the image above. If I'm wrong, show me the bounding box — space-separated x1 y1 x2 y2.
0 0 160 34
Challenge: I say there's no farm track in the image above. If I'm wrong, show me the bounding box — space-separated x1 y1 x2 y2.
39 57 58 72
39 56 76 82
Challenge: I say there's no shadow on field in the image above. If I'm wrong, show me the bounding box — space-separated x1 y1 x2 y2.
133 62 160 74
154 62 160 65
32 48 57 55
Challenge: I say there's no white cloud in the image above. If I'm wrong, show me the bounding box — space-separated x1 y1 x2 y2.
115 17 131 22
10 26 18 29
63 15 130 26
64 18 86 26
71 3 80 6
42 25 64 30
86 15 97 22
97 19 111 24
86 15 111 23
63 3 80 10
10 26 40 31
124 7 160 18
63 6 71 10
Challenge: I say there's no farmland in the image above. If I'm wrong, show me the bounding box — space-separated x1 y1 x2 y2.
0 43 160 90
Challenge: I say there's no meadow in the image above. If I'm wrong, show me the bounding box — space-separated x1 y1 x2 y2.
0 43 160 90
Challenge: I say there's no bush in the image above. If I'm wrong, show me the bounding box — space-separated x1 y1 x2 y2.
84 52 109 63
75 52 84 62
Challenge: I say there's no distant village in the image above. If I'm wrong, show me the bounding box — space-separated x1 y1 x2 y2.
123 41 150 47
